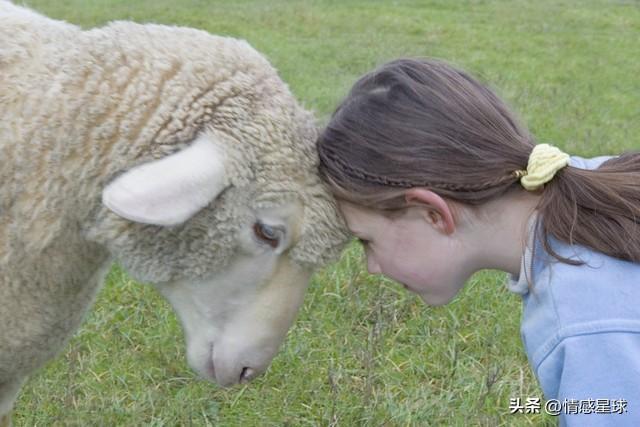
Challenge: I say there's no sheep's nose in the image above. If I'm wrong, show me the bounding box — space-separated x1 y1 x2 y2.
239 367 257 383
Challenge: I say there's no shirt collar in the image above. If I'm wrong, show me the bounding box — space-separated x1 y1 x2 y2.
506 213 539 295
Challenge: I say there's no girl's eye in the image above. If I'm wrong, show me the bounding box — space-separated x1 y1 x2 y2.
253 222 281 248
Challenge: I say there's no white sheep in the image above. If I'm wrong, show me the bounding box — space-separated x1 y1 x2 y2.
0 1 349 423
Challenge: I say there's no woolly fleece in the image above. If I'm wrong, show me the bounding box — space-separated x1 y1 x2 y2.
0 0 348 408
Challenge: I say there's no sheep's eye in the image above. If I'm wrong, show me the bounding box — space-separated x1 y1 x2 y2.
253 222 281 248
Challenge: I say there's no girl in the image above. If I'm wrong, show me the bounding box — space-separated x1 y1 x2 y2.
317 58 640 425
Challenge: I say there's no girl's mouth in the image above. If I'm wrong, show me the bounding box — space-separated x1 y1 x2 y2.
401 282 417 292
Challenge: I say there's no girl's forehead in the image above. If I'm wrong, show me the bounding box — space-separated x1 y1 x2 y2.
338 201 387 232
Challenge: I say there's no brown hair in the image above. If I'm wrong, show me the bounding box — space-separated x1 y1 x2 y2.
317 58 640 268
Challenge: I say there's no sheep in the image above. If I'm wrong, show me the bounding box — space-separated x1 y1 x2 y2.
0 1 349 422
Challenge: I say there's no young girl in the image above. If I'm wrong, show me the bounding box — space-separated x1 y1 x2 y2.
317 58 640 425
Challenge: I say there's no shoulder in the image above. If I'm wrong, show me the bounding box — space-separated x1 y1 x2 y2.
545 243 640 326
520 240 640 371
536 329 640 409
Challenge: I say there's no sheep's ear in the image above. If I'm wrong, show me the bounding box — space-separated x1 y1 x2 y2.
102 135 228 226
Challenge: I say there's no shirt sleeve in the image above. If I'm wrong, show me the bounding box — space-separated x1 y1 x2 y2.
536 331 640 426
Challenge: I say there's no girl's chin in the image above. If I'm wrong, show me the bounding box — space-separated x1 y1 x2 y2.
400 281 460 306
418 292 455 306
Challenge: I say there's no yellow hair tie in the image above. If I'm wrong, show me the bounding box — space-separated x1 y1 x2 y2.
514 143 570 191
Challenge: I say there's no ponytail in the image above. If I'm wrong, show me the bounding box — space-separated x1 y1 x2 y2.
537 152 640 264
316 58 640 267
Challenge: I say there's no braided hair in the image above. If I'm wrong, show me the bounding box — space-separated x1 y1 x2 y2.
317 57 640 266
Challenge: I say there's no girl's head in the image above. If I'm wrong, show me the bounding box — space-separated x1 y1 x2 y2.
318 58 534 209
317 58 640 303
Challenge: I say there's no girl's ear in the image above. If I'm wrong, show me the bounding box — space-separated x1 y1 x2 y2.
102 135 228 226
404 188 456 234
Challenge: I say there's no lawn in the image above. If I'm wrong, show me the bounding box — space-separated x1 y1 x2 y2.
13 0 639 425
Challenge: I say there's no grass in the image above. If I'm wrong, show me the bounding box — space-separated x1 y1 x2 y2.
12 0 640 425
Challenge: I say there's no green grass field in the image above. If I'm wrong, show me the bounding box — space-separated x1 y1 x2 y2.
13 0 639 425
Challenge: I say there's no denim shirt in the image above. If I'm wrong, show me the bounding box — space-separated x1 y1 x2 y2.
507 155 640 426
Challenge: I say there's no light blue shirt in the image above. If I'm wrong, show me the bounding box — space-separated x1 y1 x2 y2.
507 155 640 426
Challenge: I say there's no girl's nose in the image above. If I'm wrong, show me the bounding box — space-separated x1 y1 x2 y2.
366 254 382 275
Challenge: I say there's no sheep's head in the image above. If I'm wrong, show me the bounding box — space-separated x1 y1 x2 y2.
93 125 349 386
81 31 350 385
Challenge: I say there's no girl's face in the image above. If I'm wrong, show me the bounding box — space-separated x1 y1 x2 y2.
339 200 477 305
